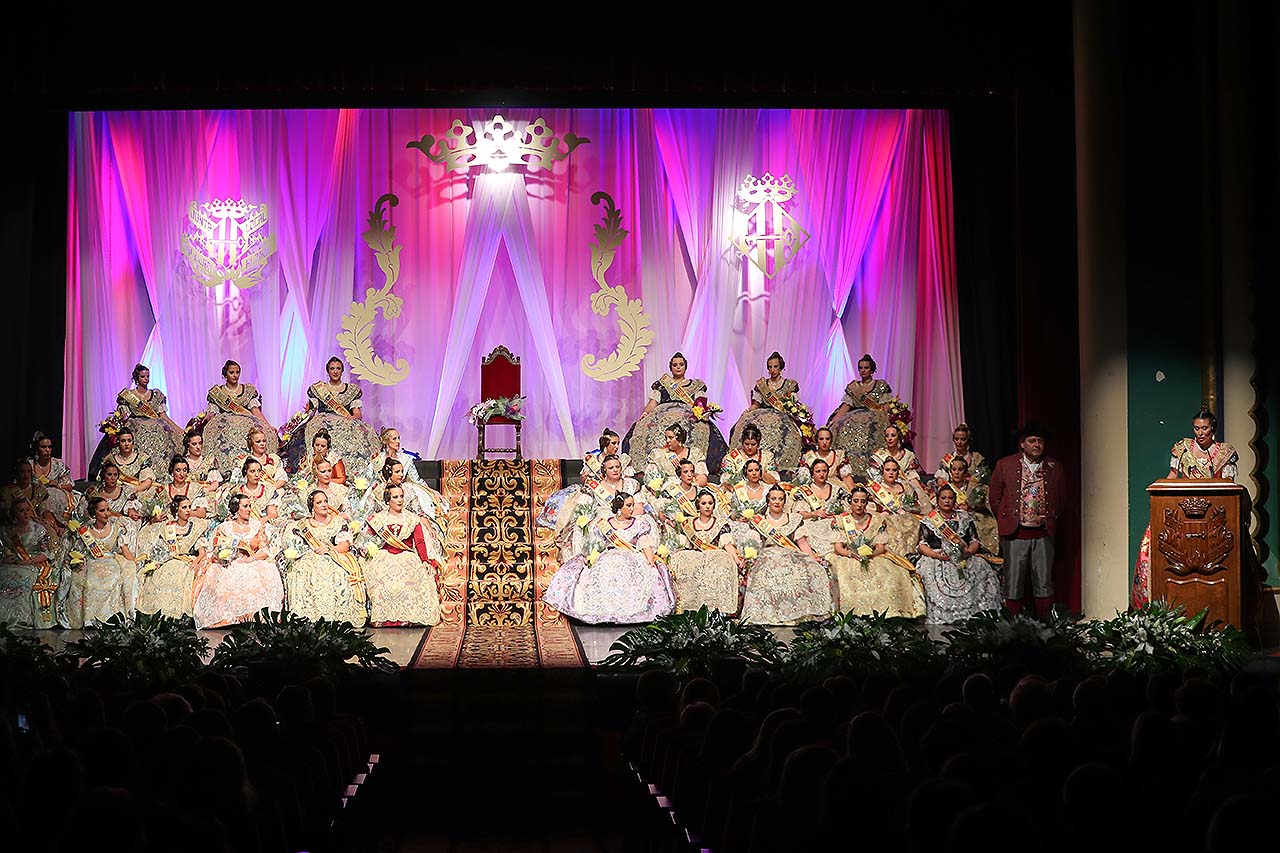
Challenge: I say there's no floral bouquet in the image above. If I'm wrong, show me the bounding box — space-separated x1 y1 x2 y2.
214 540 252 566
467 395 526 424
779 396 818 448
728 493 764 523
971 461 992 484
277 407 314 444
98 411 128 445
690 396 723 423
882 397 917 446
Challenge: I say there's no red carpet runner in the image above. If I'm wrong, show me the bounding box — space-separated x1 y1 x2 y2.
410 459 586 669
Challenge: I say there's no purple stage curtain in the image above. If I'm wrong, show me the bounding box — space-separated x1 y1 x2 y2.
65 108 964 472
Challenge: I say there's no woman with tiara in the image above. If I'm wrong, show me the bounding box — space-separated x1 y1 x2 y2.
181 431 223 493
822 486 926 618
194 493 284 628
28 432 86 524
280 490 367 625
286 356 381 476
643 424 709 489
158 456 212 521
308 429 347 484
582 428 635 484
668 488 744 616
93 364 184 480
135 494 212 619
551 454 642 563
736 485 834 625
796 426 854 491
69 496 139 628
85 462 144 535
99 428 158 505
358 483 441 627
0 497 65 628
219 458 282 525
728 352 812 472
368 427 446 519
296 457 353 521
623 352 728 476
934 423 989 485
719 425 781 487
203 360 277 474
827 353 893 482
865 458 933 560
358 459 445 562
228 427 288 490
868 424 925 483
543 491 674 624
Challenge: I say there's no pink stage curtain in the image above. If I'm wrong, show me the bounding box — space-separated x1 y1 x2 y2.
65 108 965 472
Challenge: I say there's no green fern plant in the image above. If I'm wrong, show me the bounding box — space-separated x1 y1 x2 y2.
601 606 785 676
210 608 397 678
62 611 208 691
784 610 941 682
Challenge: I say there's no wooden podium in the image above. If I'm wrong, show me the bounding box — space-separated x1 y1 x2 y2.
1147 478 1258 631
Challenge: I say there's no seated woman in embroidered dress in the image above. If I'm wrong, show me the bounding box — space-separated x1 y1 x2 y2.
86 462 143 526
795 426 854 491
913 484 1001 624
934 423 988 485
623 352 729 475
550 454 642 563
136 495 212 619
358 459 445 563
583 428 636 483
281 490 367 626
826 354 893 480
160 456 211 521
0 497 64 629
29 431 86 524
790 459 850 529
728 352 811 471
359 484 441 627
182 432 223 492
825 486 926 618
727 459 771 523
1131 407 1240 608
669 489 743 616
71 496 139 628
539 430 635 537
294 356 382 476
94 364 184 480
224 458 281 523
309 429 347 484
204 360 277 473
869 425 925 482
945 456 998 556
194 493 284 629
738 485 834 625
865 458 932 560
720 425 781 487
644 424 709 488
542 491 674 625
0 460 60 533
298 458 352 521
230 427 288 489
369 427 446 518
101 428 157 501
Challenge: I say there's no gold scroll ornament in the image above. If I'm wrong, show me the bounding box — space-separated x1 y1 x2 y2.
580 191 654 382
337 194 410 386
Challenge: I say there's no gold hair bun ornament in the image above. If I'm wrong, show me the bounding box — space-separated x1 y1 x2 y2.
580 192 654 382
337 194 410 386
407 114 590 174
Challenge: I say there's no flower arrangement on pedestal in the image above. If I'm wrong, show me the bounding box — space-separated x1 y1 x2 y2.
467 395 526 424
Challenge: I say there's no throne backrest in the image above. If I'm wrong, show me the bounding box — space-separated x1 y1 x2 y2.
480 345 521 400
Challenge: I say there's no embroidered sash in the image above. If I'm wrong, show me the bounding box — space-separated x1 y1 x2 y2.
665 487 699 518
866 480 909 513
660 375 700 408
581 452 605 487
595 518 639 552
13 538 57 608
1175 440 1229 479
370 520 415 553
302 521 365 601
209 385 254 416
847 382 884 411
922 511 971 555
756 378 790 413
681 519 724 551
314 384 355 418
749 515 801 551
121 389 162 419
793 485 832 513
79 527 117 560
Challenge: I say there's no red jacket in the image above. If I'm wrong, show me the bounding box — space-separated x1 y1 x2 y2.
988 453 1066 539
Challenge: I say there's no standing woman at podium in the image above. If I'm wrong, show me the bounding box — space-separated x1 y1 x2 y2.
1130 408 1238 609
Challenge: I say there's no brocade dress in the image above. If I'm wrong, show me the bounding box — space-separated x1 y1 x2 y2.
822 512 925 618
69 521 138 628
0 520 64 628
913 510 1001 625
719 448 779 488
737 512 834 626
728 377 810 471
299 382 381 475
282 516 368 626
204 383 278 473
869 447 926 482
194 518 284 628
1130 439 1239 609
794 448 853 486
360 510 441 626
828 379 893 481
543 516 674 624
114 388 184 473
623 375 728 476
28 456 87 523
669 516 741 616
136 517 212 618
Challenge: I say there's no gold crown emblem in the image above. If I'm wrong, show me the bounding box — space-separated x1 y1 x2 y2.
736 172 798 206
180 198 275 289
407 114 589 174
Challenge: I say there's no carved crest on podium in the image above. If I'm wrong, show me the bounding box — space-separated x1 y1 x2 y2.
1157 497 1234 576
